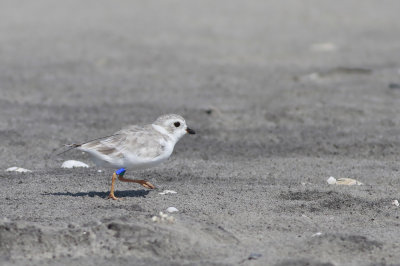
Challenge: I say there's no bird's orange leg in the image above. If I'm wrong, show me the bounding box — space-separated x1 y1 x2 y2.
118 176 155 189
107 172 119 200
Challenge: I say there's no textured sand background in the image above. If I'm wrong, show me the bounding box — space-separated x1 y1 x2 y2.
1 1 400 265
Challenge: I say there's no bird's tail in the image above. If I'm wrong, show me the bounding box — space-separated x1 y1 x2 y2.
52 143 82 157
52 133 119 157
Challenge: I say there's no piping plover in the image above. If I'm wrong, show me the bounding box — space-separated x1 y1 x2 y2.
64 114 195 200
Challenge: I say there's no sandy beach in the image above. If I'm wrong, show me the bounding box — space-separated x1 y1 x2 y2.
1 1 400 265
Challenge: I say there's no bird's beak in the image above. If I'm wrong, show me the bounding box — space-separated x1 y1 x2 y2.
186 127 196 135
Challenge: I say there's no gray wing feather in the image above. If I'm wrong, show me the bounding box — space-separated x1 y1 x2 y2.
80 125 165 160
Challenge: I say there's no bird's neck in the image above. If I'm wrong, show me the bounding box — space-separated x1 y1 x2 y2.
152 124 177 143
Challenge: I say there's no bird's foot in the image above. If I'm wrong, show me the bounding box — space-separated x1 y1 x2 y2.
139 180 155 189
107 193 120 200
117 176 155 189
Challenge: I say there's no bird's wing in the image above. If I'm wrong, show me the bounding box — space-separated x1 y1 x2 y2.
54 133 121 156
79 125 165 161
122 125 166 159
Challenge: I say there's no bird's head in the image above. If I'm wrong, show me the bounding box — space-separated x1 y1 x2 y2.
152 114 195 141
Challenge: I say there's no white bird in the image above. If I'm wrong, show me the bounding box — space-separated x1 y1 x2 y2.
63 114 195 200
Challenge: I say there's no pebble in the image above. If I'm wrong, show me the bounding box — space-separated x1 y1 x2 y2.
6 167 32 173
392 200 399 207
166 207 178 213
61 160 89 168
248 253 262 260
389 83 400 89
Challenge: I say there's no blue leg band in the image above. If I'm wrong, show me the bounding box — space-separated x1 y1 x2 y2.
116 168 126 176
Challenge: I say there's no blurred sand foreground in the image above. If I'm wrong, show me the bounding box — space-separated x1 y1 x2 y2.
1 1 400 265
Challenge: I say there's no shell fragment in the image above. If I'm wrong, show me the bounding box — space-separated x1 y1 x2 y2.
159 190 177 195
6 167 32 173
312 232 323 237
327 176 337 185
61 160 89 168
166 207 178 213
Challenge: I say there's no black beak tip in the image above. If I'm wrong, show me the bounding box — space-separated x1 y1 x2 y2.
186 128 196 135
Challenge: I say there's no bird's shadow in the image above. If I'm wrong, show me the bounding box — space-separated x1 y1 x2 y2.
42 189 150 198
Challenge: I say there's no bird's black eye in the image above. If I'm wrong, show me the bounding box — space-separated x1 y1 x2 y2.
174 122 180 127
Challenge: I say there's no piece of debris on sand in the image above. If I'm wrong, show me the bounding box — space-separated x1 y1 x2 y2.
327 176 363 186
151 212 175 223
159 190 177 195
6 167 32 173
312 232 323 237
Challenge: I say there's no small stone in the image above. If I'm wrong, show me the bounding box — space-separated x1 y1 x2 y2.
327 176 337 185
392 200 399 207
204 107 222 116
248 253 262 260
97 170 103 173
6 167 32 173
61 160 89 168
389 83 400 89
166 207 178 213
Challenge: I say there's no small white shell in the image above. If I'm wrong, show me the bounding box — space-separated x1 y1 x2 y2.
166 207 178 213
327 176 337 185
392 200 399 207
61 160 89 168
6 167 32 173
312 232 323 237
159 190 177 195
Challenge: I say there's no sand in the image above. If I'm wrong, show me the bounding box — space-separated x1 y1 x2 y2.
1 1 400 265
